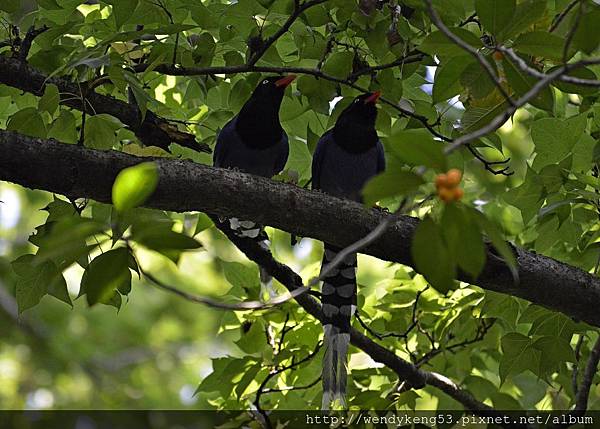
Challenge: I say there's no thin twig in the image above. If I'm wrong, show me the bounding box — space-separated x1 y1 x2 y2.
444 58 600 154
253 343 322 421
572 335 585 397
550 0 580 32
18 25 48 61
575 335 600 413
562 0 582 64
424 0 514 106
467 144 513 176
141 267 309 311
247 0 329 66
497 46 600 87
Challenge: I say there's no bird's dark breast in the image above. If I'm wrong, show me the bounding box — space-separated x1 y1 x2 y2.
318 144 381 202
214 119 288 178
219 144 286 177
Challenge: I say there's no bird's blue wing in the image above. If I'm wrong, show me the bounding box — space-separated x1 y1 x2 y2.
311 130 332 190
376 140 385 174
275 132 289 174
213 117 236 168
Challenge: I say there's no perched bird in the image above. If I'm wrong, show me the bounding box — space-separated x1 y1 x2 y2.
312 91 385 409
213 75 295 298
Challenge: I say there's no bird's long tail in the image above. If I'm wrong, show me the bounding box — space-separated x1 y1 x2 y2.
226 217 276 300
320 244 357 410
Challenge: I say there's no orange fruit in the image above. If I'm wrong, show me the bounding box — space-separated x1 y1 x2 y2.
446 169 462 187
435 174 448 189
438 187 454 202
453 188 464 201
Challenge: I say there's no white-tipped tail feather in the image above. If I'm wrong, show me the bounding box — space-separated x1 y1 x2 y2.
322 324 351 410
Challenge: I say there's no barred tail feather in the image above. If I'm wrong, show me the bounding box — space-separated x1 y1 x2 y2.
223 217 276 301
320 244 357 410
322 324 337 410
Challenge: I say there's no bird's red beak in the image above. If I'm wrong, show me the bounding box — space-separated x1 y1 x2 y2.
275 75 297 88
364 91 382 104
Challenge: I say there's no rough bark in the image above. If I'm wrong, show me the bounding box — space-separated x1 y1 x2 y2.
2 130 600 328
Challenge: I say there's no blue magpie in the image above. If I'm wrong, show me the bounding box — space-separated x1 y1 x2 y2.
213 75 295 298
312 91 385 409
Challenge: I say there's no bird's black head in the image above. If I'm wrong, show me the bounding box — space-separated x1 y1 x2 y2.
236 75 296 148
333 91 381 153
249 75 296 103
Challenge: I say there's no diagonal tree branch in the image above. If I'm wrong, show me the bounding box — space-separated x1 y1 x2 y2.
496 46 600 87
247 0 329 66
0 56 210 153
444 58 600 153
424 0 514 106
575 335 600 413
205 217 502 415
2 131 600 330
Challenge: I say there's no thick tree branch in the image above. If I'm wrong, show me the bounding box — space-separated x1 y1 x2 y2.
2 131 600 329
0 56 210 153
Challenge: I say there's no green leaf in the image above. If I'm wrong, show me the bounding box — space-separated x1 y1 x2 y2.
499 332 539 382
222 261 260 291
235 320 266 354
460 61 496 99
32 217 104 270
7 107 47 139
321 52 353 79
84 114 121 149
461 99 510 134
38 84 60 116
48 110 78 144
473 211 518 282
572 133 596 172
194 213 214 235
133 227 202 252
503 55 554 112
420 28 481 58
112 162 159 212
12 259 69 314
513 31 566 62
433 56 474 104
387 129 447 171
532 336 574 379
192 33 216 67
362 170 424 206
498 0 546 40
82 248 131 306
442 205 486 279
99 24 198 45
475 0 516 38
570 7 600 55
529 312 577 340
38 0 61 9
284 139 312 184
107 0 139 28
503 167 544 223
411 217 456 294
531 115 587 172
0 0 19 13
